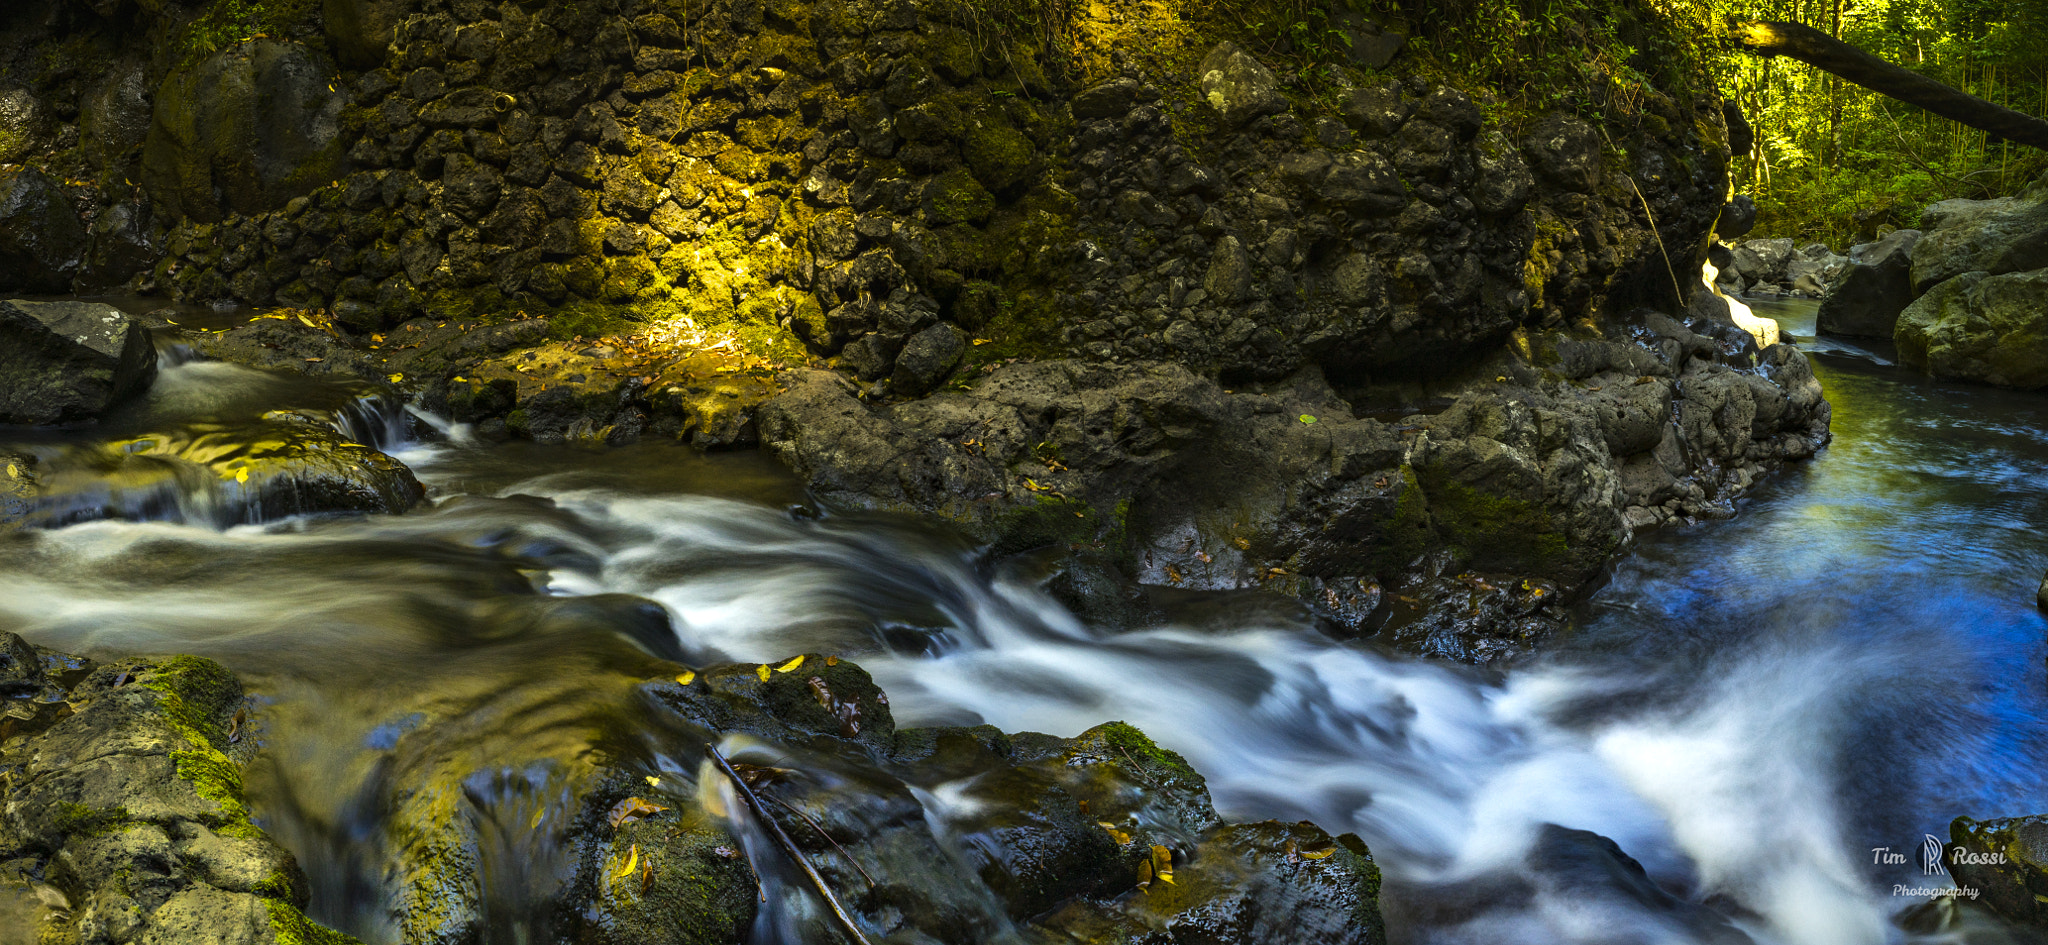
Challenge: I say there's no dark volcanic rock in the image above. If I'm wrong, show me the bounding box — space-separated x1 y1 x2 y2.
762 321 1828 662
0 168 88 293
0 300 158 426
1816 229 1920 339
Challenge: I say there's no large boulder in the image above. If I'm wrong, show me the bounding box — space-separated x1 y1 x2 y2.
1911 192 2048 294
1197 42 1287 129
1815 229 1920 338
0 168 88 293
141 40 347 224
1894 268 2048 388
0 300 158 425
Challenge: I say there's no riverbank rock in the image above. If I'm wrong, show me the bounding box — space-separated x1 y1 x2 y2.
0 300 159 426
761 304 1829 662
1894 269 2048 389
0 640 362 945
1816 229 1920 339
1948 814 2048 928
0 168 88 293
1911 190 2048 295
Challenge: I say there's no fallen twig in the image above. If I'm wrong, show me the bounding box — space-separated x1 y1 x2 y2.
705 745 876 945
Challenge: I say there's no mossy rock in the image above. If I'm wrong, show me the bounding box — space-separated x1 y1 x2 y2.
962 109 1035 194
141 40 348 224
924 168 996 226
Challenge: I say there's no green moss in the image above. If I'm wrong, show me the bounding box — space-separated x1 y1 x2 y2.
924 168 996 226
1418 476 1571 574
265 899 365 945
1083 721 1203 785
174 0 321 64
52 802 130 837
986 493 1123 559
962 109 1035 194
171 748 252 825
137 656 239 750
1368 466 1436 575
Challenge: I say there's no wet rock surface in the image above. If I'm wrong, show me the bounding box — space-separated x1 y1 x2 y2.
762 305 1829 662
0 637 362 945
0 300 159 426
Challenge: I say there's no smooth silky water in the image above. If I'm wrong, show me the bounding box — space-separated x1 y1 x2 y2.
0 300 2043 944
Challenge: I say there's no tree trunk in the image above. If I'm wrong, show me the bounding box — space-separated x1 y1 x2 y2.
1730 20 2048 153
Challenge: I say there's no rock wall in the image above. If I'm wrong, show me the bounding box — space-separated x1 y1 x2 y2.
6 0 1735 389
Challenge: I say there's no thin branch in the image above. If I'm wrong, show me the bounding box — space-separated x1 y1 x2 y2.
705 745 877 945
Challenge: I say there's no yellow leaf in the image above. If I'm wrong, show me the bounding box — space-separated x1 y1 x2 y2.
645 775 661 787
613 845 640 880
1096 822 1132 845
234 468 249 484
676 670 696 686
4 465 14 478
1302 848 1337 860
387 373 405 383
451 376 468 383
1151 844 1174 884
774 655 805 673
825 655 840 666
755 664 771 682
971 338 993 345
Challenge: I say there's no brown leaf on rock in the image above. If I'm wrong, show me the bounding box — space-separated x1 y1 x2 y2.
608 797 669 829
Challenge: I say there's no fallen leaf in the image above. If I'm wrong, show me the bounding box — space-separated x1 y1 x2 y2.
1151 845 1175 884
613 844 640 880
1302 847 1337 860
755 665 771 682
775 655 805 673
1299 414 1317 424
1097 822 1132 845
304 357 324 363
676 670 696 686
608 797 669 829
825 655 840 666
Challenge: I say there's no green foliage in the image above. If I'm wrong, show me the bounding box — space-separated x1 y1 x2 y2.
1714 0 2048 243
175 0 321 63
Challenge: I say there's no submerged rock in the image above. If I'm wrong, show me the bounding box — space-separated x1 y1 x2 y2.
28 415 423 527
0 299 159 426
0 639 361 944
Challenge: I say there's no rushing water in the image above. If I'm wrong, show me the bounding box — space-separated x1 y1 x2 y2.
2 301 2046 944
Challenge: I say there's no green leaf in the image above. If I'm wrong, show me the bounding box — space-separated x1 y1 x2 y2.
1299 414 1317 424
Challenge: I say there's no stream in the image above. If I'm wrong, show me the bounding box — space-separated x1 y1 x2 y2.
1 299 2045 945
